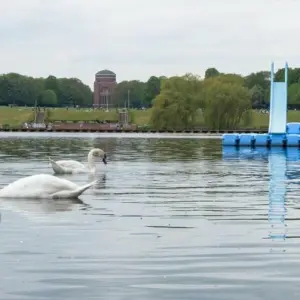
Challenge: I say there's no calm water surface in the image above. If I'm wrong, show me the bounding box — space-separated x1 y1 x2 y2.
0 132 299 299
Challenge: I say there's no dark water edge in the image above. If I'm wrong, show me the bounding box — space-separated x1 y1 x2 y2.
0 133 299 300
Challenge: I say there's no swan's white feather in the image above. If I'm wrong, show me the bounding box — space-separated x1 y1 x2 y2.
48 148 106 175
0 174 97 199
54 160 86 169
49 158 86 174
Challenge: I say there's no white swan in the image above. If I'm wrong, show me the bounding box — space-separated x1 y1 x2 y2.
0 174 98 199
48 148 107 174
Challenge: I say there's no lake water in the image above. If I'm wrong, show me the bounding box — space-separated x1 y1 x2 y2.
0 132 299 300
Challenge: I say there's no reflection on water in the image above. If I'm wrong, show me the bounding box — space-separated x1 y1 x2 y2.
268 150 287 242
0 198 90 214
1 133 300 299
222 147 300 244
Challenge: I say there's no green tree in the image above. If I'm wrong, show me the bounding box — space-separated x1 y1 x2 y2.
114 80 146 108
151 74 202 130
40 89 57 106
274 67 300 85
205 68 220 78
250 84 265 107
202 75 252 130
56 78 92 107
144 76 162 107
44 75 58 93
244 71 270 105
216 73 245 86
0 73 93 107
0 73 43 106
244 71 270 89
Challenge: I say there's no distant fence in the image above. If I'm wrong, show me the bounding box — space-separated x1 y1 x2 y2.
0 121 269 133
23 122 46 129
21 121 137 131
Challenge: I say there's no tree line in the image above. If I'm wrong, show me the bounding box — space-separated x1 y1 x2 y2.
0 72 164 108
115 67 300 109
1 66 300 108
0 73 92 107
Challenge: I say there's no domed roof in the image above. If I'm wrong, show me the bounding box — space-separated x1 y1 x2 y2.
96 69 115 76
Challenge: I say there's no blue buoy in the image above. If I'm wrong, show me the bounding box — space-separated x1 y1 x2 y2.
286 123 300 134
254 133 270 146
222 134 239 146
269 134 286 147
286 134 300 147
239 134 255 146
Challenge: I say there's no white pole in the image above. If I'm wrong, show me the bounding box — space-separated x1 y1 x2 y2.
34 97 38 123
106 90 108 111
127 89 130 109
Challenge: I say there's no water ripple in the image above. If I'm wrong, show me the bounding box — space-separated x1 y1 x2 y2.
0 134 299 299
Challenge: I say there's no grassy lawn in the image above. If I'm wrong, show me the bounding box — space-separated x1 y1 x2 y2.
45 108 300 128
47 108 119 122
1 106 300 129
252 110 300 129
130 109 152 125
0 106 34 126
46 108 153 125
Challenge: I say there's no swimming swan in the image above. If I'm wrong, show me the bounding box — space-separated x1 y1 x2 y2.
48 148 107 174
0 174 98 199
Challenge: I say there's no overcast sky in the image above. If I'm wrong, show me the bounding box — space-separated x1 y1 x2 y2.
0 0 299 87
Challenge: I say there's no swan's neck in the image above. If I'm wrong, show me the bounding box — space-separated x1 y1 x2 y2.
87 152 96 172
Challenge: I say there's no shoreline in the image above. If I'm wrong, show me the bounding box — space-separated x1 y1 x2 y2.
0 128 267 134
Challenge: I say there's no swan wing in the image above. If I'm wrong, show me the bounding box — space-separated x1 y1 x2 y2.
48 158 85 174
49 158 70 174
56 160 86 169
0 174 80 199
51 180 98 199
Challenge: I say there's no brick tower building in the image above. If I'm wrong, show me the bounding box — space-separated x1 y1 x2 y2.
93 69 116 108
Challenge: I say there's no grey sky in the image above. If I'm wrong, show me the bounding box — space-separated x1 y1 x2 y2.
0 0 299 87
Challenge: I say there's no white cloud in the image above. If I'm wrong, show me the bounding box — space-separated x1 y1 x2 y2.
0 0 299 87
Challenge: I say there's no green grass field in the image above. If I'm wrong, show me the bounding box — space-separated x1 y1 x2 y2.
47 108 119 122
0 107 34 126
251 110 300 129
46 108 153 125
1 106 300 129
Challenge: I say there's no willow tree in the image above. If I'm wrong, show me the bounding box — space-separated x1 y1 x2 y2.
150 74 202 130
202 75 252 130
